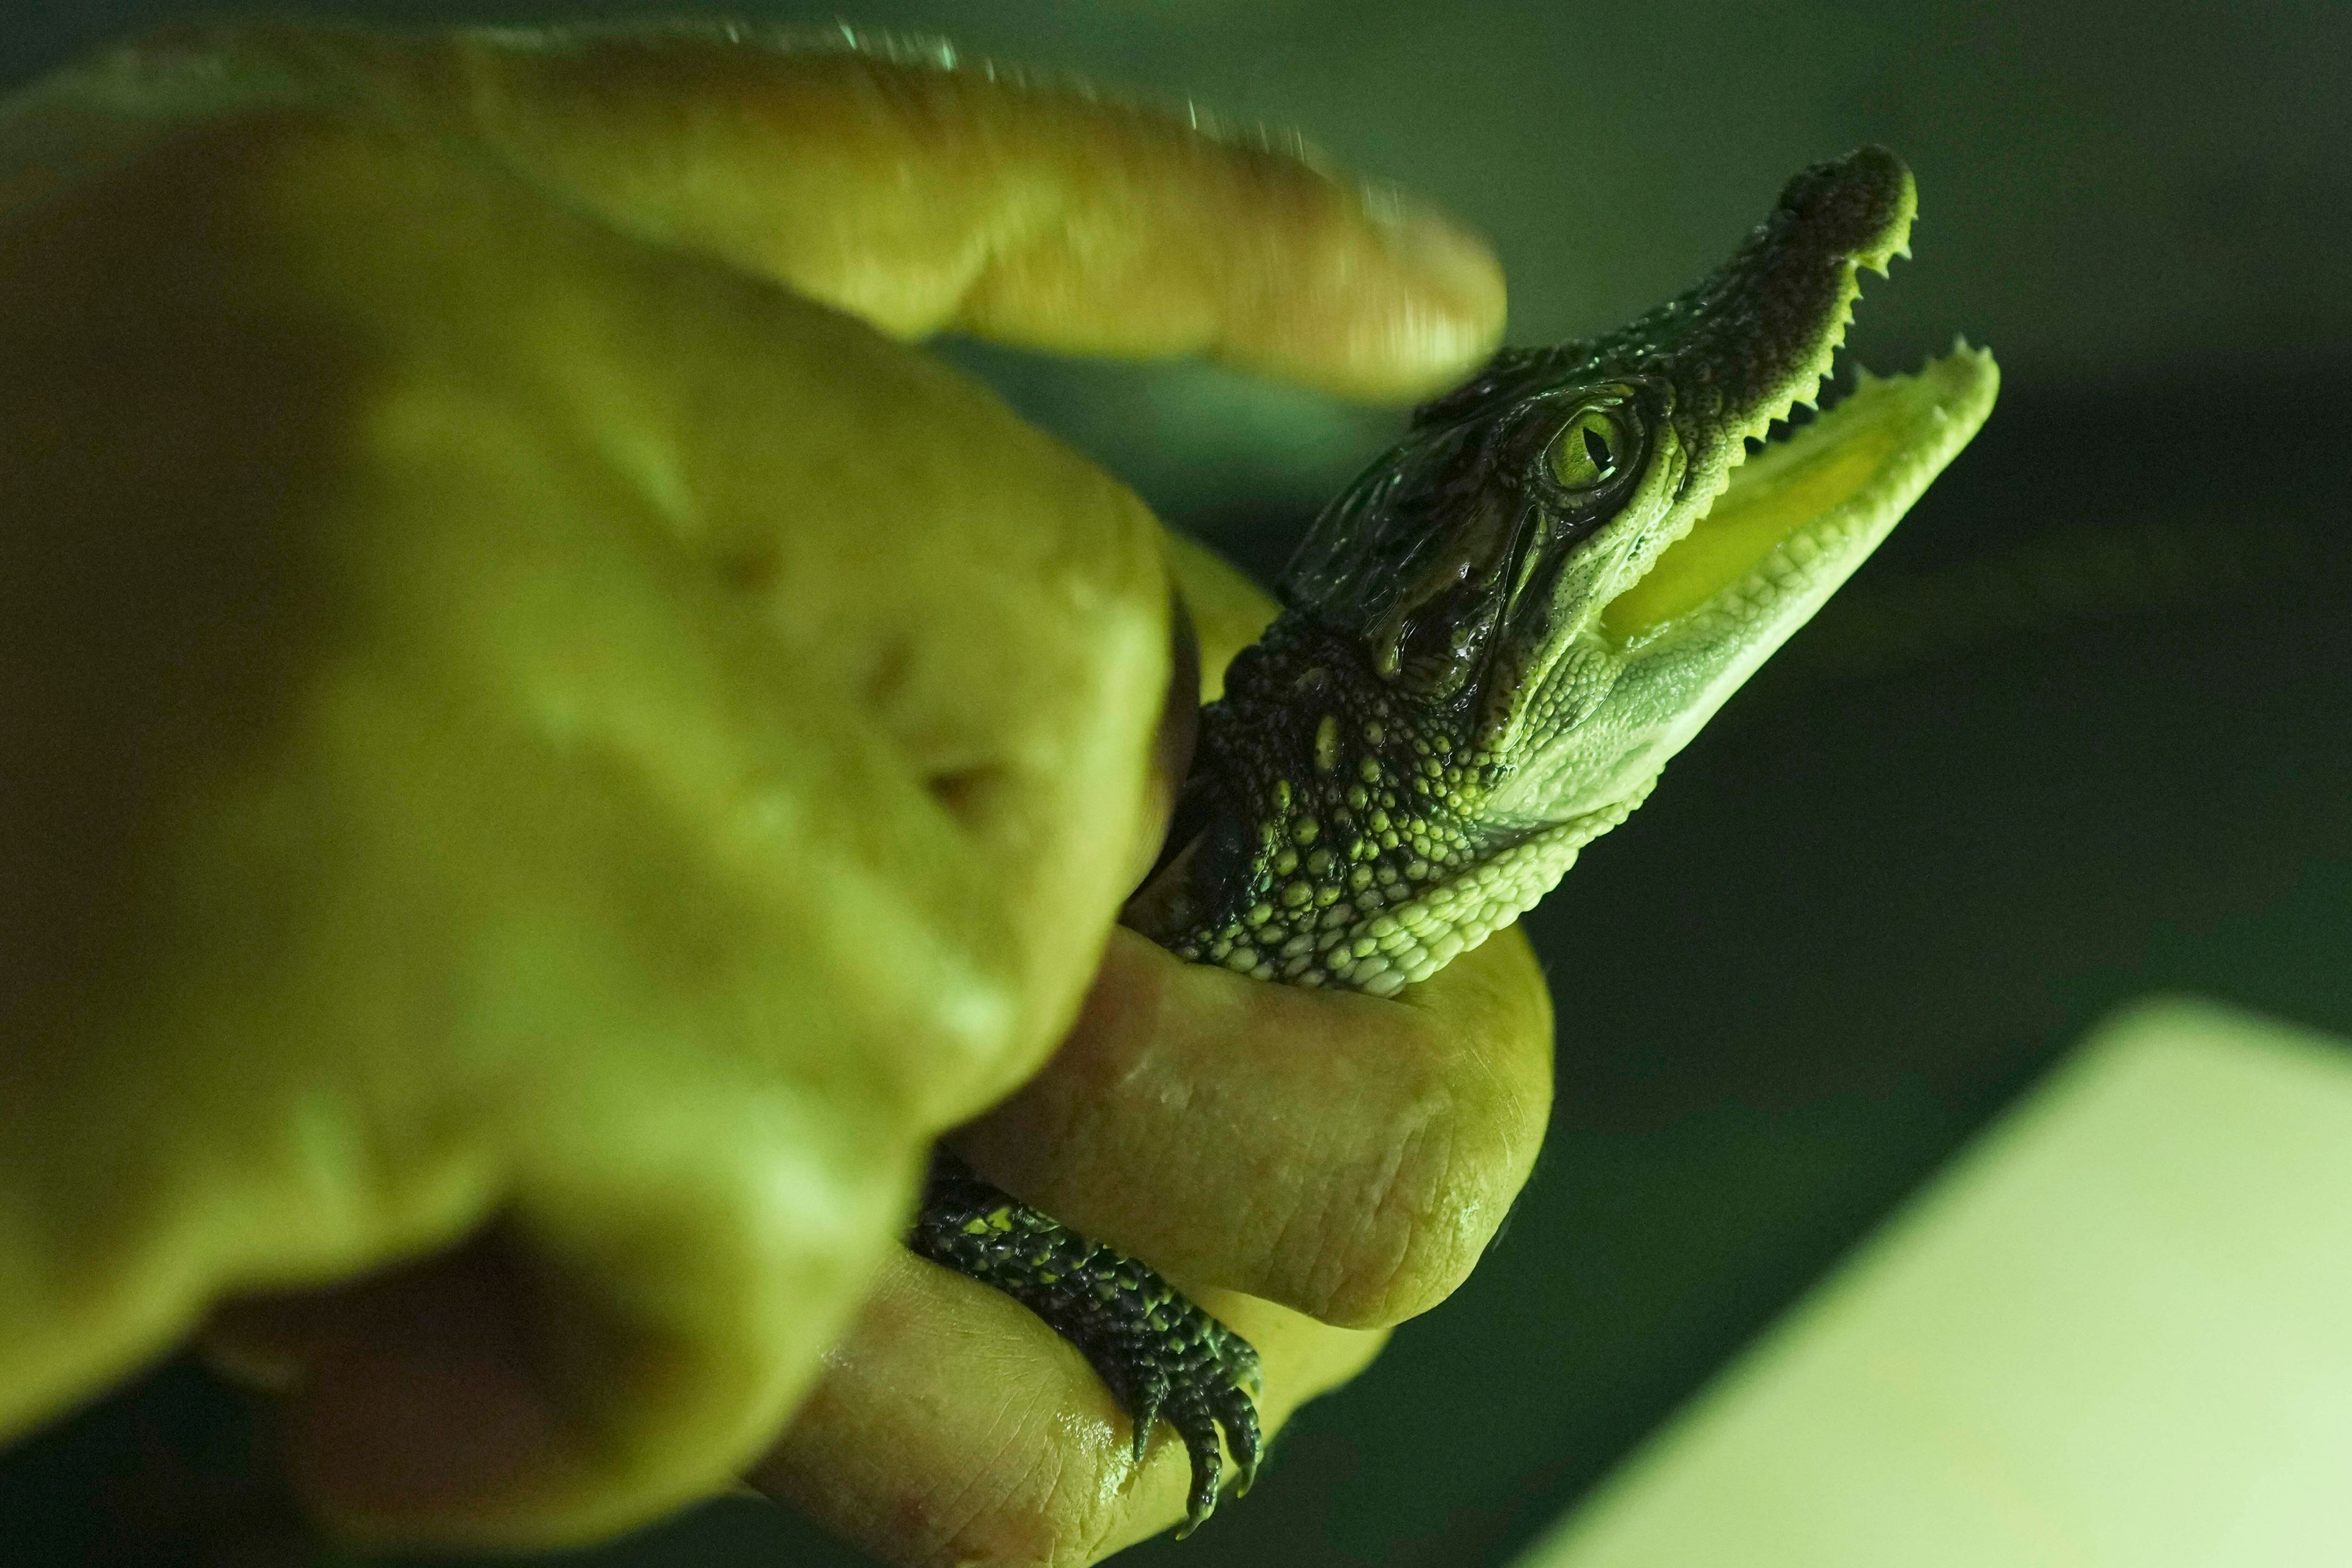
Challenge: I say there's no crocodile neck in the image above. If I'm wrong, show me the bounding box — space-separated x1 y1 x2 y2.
1128 613 1648 996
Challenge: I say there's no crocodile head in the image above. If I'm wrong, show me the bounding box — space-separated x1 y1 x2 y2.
1132 146 1999 995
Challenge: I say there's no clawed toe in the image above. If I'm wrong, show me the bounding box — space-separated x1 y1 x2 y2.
909 1152 1268 1537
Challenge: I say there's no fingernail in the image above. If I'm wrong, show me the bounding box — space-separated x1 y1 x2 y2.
1374 187 1507 315
1350 185 1507 386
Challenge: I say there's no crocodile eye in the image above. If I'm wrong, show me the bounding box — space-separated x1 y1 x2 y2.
1548 407 1627 491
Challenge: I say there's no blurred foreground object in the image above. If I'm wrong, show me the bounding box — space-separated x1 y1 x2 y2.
1518 997 2352 1568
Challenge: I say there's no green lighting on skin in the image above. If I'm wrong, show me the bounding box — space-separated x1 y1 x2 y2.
1518 998 2352 1568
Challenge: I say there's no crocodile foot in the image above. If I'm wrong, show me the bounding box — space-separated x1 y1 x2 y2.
908 1150 1264 1534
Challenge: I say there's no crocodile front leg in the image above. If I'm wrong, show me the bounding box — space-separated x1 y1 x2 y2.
908 1152 1262 1535
899 145 1991 1540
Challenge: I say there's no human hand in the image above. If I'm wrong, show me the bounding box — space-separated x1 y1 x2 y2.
0 20 1508 1554
748 533 1556 1565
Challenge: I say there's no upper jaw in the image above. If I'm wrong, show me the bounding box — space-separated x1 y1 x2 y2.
1472 149 2004 826
1481 342 2001 835
1276 149 1914 714
1445 148 1922 744
1280 146 1995 833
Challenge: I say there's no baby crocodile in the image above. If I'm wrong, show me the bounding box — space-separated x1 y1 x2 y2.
910 145 1998 1534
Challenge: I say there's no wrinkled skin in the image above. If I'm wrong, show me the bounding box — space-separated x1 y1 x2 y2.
0 23 1550 1564
755 535 1554 1563
889 143 1994 1544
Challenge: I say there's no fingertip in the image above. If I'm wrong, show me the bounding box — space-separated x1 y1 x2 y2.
1400 921 1551 1028
1281 190 1510 401
299 26 1509 399
260 1105 902 1551
748 1250 1162 1566
745 1251 1385 1562
265 1243 585 1548
1376 193 1511 324
268 1239 786 1553
287 1321 568 1538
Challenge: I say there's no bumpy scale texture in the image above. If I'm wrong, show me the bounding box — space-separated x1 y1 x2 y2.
907 1151 1262 1533
905 146 1929 1537
1148 618 1652 995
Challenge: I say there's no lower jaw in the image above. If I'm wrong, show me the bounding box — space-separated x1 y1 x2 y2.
1596 342 2002 657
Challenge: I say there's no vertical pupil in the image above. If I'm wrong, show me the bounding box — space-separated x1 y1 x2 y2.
1582 425 1614 472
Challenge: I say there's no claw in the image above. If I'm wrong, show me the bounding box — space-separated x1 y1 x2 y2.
908 1155 1268 1537
1213 1378 1263 1497
1129 1385 1163 1466
1169 1396 1225 1537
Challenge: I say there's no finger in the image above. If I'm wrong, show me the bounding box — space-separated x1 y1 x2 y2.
248 94 1175 1128
949 923 1554 1329
1121 586 1201 897
232 1089 924 1551
209 1238 598 1536
179 22 1505 399
743 1248 1382 1564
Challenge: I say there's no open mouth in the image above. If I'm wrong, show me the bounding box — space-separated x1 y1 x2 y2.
1586 143 1999 663
1599 342 2000 653
1595 255 2007 700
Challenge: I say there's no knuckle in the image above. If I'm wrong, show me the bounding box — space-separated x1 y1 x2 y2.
1280 1033 1548 1328
1283 1111 1468 1327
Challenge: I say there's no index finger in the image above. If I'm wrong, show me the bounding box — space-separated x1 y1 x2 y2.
127 22 1507 400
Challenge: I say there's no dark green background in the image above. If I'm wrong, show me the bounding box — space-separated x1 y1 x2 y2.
6 2 2347 1563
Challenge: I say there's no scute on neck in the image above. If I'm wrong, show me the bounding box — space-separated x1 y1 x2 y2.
1126 614 1638 995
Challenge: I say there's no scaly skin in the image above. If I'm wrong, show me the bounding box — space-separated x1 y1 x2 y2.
910 145 2000 1534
